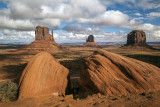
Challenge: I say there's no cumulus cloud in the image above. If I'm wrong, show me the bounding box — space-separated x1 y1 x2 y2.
0 0 159 43
103 0 160 10
78 10 129 27
0 16 35 31
147 12 160 18
134 13 142 16
62 24 104 34
127 19 160 31
0 30 35 41
0 0 106 30
137 0 160 10
54 31 127 43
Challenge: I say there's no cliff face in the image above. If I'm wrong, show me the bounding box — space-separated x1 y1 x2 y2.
127 30 146 45
35 26 54 41
16 26 69 54
86 35 94 42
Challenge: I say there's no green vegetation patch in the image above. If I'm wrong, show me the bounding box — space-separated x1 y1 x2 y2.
0 80 18 101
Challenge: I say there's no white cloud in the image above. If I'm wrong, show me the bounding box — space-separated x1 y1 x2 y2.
78 10 129 27
102 0 160 10
137 0 160 10
0 16 35 31
146 31 160 42
147 12 160 18
134 13 142 16
0 30 35 41
62 24 104 34
0 0 159 43
54 29 127 43
0 0 106 31
3 29 11 35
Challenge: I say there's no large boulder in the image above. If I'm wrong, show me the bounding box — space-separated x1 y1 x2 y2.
83 35 99 47
80 49 160 96
35 26 54 41
18 52 69 99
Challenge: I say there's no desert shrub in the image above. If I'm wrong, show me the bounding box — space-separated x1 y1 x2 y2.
0 80 18 101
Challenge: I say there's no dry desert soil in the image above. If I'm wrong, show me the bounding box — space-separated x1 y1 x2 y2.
0 43 160 107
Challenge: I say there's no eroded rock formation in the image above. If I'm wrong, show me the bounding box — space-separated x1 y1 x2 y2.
127 30 146 45
122 30 155 50
35 26 54 41
86 35 94 42
18 52 69 99
83 35 99 47
80 49 160 96
16 26 69 54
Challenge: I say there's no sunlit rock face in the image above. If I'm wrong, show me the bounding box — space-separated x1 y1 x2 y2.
35 26 54 41
79 49 160 96
18 52 69 99
16 26 69 54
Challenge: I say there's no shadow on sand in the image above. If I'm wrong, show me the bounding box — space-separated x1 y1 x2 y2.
2 63 27 83
125 54 160 68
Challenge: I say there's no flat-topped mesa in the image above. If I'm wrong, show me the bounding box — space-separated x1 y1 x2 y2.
15 26 70 54
127 30 146 45
86 35 94 42
121 30 155 50
35 26 54 41
83 35 99 47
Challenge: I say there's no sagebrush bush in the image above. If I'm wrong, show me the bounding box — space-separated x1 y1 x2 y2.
0 80 18 101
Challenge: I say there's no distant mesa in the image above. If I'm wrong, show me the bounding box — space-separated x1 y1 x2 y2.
127 30 146 45
86 35 94 42
122 30 154 50
16 26 69 54
18 52 69 99
79 49 160 96
83 35 99 47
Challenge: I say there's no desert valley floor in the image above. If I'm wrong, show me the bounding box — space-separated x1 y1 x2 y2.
0 43 160 107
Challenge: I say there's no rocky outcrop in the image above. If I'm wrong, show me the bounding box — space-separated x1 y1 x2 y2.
83 35 99 47
35 26 54 41
80 49 160 96
127 30 146 45
18 52 69 99
86 35 94 42
16 26 69 54
122 30 155 50
20 40 65 54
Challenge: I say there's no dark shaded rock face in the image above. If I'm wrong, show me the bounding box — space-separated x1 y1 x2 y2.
83 35 99 47
35 26 54 41
86 35 94 42
127 30 146 45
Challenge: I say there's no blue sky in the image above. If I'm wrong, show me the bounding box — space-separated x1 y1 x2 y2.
0 0 160 43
